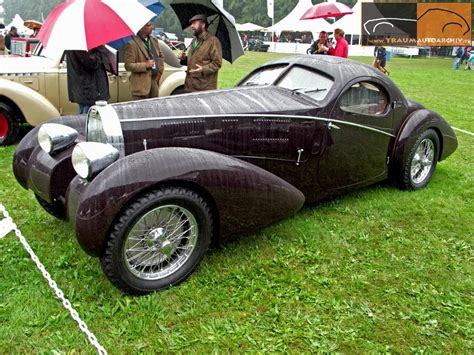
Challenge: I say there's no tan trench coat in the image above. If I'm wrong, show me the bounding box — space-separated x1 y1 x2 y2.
124 36 164 97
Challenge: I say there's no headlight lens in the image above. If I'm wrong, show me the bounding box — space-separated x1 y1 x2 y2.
38 123 79 154
72 142 120 179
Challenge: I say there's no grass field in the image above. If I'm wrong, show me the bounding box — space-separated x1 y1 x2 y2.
0 53 473 353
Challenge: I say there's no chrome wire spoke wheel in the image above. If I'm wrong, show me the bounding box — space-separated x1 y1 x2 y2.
410 138 435 184
123 205 198 280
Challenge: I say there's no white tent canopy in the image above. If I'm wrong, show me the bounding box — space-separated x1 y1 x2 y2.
330 0 373 36
5 14 33 35
265 0 330 38
236 22 265 32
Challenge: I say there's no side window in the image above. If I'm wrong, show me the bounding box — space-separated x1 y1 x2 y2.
340 82 389 116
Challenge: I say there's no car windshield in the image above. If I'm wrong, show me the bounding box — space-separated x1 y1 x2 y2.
240 65 287 87
277 66 334 101
31 43 56 60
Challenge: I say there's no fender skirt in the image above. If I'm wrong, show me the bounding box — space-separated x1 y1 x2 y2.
68 147 305 256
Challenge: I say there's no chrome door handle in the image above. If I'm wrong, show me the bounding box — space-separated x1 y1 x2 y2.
328 122 340 130
296 148 304 166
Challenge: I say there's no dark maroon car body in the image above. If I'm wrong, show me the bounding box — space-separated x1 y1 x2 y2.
13 55 457 258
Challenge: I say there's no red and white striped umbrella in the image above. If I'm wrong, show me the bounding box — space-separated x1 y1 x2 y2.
38 0 156 56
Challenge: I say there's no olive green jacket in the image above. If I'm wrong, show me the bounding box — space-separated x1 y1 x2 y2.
183 32 222 92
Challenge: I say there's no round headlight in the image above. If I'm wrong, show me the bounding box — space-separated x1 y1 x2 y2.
38 123 79 154
72 142 120 180
38 126 53 153
71 144 90 179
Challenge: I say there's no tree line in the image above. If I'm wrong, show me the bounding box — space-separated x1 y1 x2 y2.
1 0 356 34
1 0 472 37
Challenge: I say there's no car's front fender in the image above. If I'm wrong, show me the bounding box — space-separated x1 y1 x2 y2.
13 115 86 190
0 78 60 126
68 147 305 256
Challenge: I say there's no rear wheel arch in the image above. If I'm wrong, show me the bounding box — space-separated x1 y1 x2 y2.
0 95 26 123
0 97 25 145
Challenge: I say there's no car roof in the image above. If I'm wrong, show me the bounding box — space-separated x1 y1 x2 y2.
262 55 390 84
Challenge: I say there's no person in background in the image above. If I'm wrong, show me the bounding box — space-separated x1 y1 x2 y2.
0 24 5 53
124 21 164 100
66 47 110 114
177 14 222 92
465 47 473 70
328 28 348 59
242 34 249 51
452 46 464 69
373 46 379 66
373 46 389 75
461 47 472 69
309 31 330 55
4 26 19 54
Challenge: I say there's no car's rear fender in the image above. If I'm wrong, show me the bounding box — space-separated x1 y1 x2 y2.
390 109 458 174
68 147 305 256
13 115 86 190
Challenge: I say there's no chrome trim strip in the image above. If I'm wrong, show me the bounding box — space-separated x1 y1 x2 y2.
120 113 395 138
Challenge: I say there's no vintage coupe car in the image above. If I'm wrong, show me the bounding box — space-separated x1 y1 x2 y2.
13 55 457 294
0 40 186 145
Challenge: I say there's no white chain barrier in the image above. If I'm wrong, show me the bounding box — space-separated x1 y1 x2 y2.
0 204 107 355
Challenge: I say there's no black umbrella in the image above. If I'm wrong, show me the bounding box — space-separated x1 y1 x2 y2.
170 0 244 63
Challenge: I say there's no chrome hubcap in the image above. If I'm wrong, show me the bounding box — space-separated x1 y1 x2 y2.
410 138 435 184
123 205 198 280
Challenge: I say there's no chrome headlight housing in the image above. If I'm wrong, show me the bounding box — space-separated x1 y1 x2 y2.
86 101 125 156
72 142 120 180
38 123 79 154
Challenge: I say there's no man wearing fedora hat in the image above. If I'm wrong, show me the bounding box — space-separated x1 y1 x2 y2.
178 14 222 92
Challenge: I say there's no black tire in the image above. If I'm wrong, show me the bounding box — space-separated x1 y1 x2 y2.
306 48 312 55
171 86 187 96
397 129 440 190
100 187 213 295
35 194 66 220
0 102 21 146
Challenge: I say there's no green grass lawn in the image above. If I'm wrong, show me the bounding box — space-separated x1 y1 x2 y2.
0 53 473 353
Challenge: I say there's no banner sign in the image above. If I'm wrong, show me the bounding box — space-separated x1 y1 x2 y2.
361 2 472 46
267 0 274 19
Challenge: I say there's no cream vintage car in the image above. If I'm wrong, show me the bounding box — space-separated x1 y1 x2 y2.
0 40 186 145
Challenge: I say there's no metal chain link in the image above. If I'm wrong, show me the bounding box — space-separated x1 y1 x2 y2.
0 204 107 355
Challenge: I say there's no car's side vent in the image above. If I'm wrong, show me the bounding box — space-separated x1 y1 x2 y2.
161 120 206 139
252 118 291 152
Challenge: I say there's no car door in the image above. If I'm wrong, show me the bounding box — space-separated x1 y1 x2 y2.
318 79 394 190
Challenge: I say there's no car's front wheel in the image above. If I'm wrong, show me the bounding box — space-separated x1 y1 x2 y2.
0 102 21 146
397 129 440 190
100 187 213 294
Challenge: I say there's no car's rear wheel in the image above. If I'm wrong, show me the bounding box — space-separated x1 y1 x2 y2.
100 187 212 294
35 194 66 220
0 102 21 146
397 129 440 190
